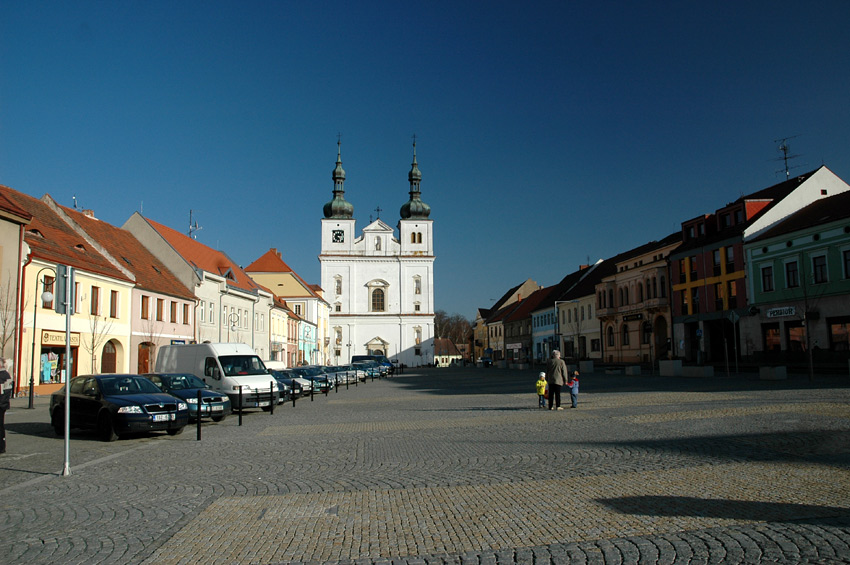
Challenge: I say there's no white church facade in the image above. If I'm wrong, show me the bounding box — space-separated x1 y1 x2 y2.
319 141 435 367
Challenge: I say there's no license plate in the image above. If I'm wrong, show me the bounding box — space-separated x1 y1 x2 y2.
211 405 223 411
258 401 270 407
153 414 175 422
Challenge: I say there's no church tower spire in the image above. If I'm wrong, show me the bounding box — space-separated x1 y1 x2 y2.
400 137 430 219
323 139 354 219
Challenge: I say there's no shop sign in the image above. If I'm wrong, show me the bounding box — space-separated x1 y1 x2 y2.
766 306 796 318
40 330 80 347
623 313 644 322
506 342 522 350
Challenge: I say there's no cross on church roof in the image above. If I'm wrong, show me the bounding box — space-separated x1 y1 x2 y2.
374 205 382 218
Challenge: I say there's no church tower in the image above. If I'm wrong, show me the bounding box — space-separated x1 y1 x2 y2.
319 139 435 367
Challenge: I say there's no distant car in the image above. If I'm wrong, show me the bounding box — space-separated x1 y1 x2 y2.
142 373 231 422
480 357 493 367
50 374 189 442
270 369 303 399
352 360 383 380
352 354 394 374
291 366 333 392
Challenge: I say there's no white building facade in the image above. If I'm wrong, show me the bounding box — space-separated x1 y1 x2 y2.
319 142 435 367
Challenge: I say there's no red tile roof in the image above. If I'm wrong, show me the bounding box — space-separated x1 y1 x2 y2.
0 189 32 223
245 248 325 301
55 202 194 300
0 186 131 282
146 218 261 294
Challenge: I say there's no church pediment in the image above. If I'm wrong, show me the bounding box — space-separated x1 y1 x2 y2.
362 219 394 233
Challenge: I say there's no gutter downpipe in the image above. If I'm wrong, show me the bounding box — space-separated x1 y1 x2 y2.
16 250 33 395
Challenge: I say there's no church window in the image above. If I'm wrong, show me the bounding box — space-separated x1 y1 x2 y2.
414 302 421 312
335 327 342 345
335 277 342 295
375 237 381 250
411 233 416 244
414 276 421 295
417 232 422 244
415 327 422 345
371 288 385 312
335 303 341 312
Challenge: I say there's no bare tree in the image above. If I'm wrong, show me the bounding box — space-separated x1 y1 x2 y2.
81 313 114 373
0 275 17 359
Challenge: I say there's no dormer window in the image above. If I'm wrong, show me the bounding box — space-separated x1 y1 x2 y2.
75 243 86 252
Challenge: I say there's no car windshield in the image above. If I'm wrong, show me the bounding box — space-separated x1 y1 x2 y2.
219 355 267 376
162 374 206 390
100 376 162 395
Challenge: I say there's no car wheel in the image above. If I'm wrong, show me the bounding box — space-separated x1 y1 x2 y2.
166 426 184 436
51 408 64 436
98 411 118 442
211 415 226 422
261 406 272 412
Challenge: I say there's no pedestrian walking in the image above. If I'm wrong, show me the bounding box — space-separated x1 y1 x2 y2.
545 350 567 410
0 358 12 454
535 372 547 408
568 370 580 408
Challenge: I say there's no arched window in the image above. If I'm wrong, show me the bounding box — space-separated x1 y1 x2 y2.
618 288 623 306
414 276 421 295
411 233 416 243
417 232 422 243
334 276 342 295
622 324 630 345
607 326 615 347
638 282 644 302
371 288 385 312
660 276 667 297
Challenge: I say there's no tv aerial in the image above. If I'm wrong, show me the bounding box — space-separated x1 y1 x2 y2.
188 210 203 239
773 135 802 179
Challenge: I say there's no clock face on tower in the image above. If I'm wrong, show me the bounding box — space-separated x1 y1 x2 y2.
332 230 344 243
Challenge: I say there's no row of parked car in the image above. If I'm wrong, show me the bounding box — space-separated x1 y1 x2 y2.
48 352 395 443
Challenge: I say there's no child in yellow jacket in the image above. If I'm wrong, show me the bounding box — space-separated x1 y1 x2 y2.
536 372 547 408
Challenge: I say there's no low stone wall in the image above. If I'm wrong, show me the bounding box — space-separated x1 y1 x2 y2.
659 359 682 377
682 365 714 377
760 366 787 380
625 365 642 376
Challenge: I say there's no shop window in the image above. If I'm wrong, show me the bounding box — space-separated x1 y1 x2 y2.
787 322 806 352
828 318 849 351
763 323 781 351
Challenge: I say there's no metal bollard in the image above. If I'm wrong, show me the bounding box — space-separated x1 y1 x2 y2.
346 373 350 390
238 387 243 426
310 382 314 401
196 389 202 441
270 381 275 415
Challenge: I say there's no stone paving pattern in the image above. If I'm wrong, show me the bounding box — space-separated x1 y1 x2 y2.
1 368 849 564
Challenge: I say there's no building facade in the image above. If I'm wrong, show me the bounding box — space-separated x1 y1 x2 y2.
319 142 435 367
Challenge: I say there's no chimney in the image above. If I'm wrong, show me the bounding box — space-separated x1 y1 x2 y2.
82 209 96 218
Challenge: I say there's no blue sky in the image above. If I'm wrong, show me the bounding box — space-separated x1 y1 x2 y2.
3 1 849 317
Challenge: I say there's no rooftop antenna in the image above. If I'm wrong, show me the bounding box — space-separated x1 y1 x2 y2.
189 209 203 239
773 135 802 179
72 195 78 210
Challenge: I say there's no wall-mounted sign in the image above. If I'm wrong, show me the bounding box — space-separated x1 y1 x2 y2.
623 313 644 321
766 306 796 318
40 330 80 347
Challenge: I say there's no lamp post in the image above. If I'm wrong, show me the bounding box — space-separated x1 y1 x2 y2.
29 267 56 409
226 312 239 342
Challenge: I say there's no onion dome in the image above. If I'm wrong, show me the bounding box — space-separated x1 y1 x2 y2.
323 140 354 219
400 139 431 219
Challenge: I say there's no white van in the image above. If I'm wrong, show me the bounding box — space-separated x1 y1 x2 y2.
155 343 278 409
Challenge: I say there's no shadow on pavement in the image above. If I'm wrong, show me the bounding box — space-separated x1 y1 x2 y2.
599 495 848 525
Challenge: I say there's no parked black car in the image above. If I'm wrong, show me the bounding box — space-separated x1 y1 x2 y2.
270 369 303 399
50 374 189 442
142 373 231 422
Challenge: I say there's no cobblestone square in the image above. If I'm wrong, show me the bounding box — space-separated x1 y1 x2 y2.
1 368 849 564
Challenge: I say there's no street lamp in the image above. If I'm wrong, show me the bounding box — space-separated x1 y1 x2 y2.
226 312 239 342
29 267 56 409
